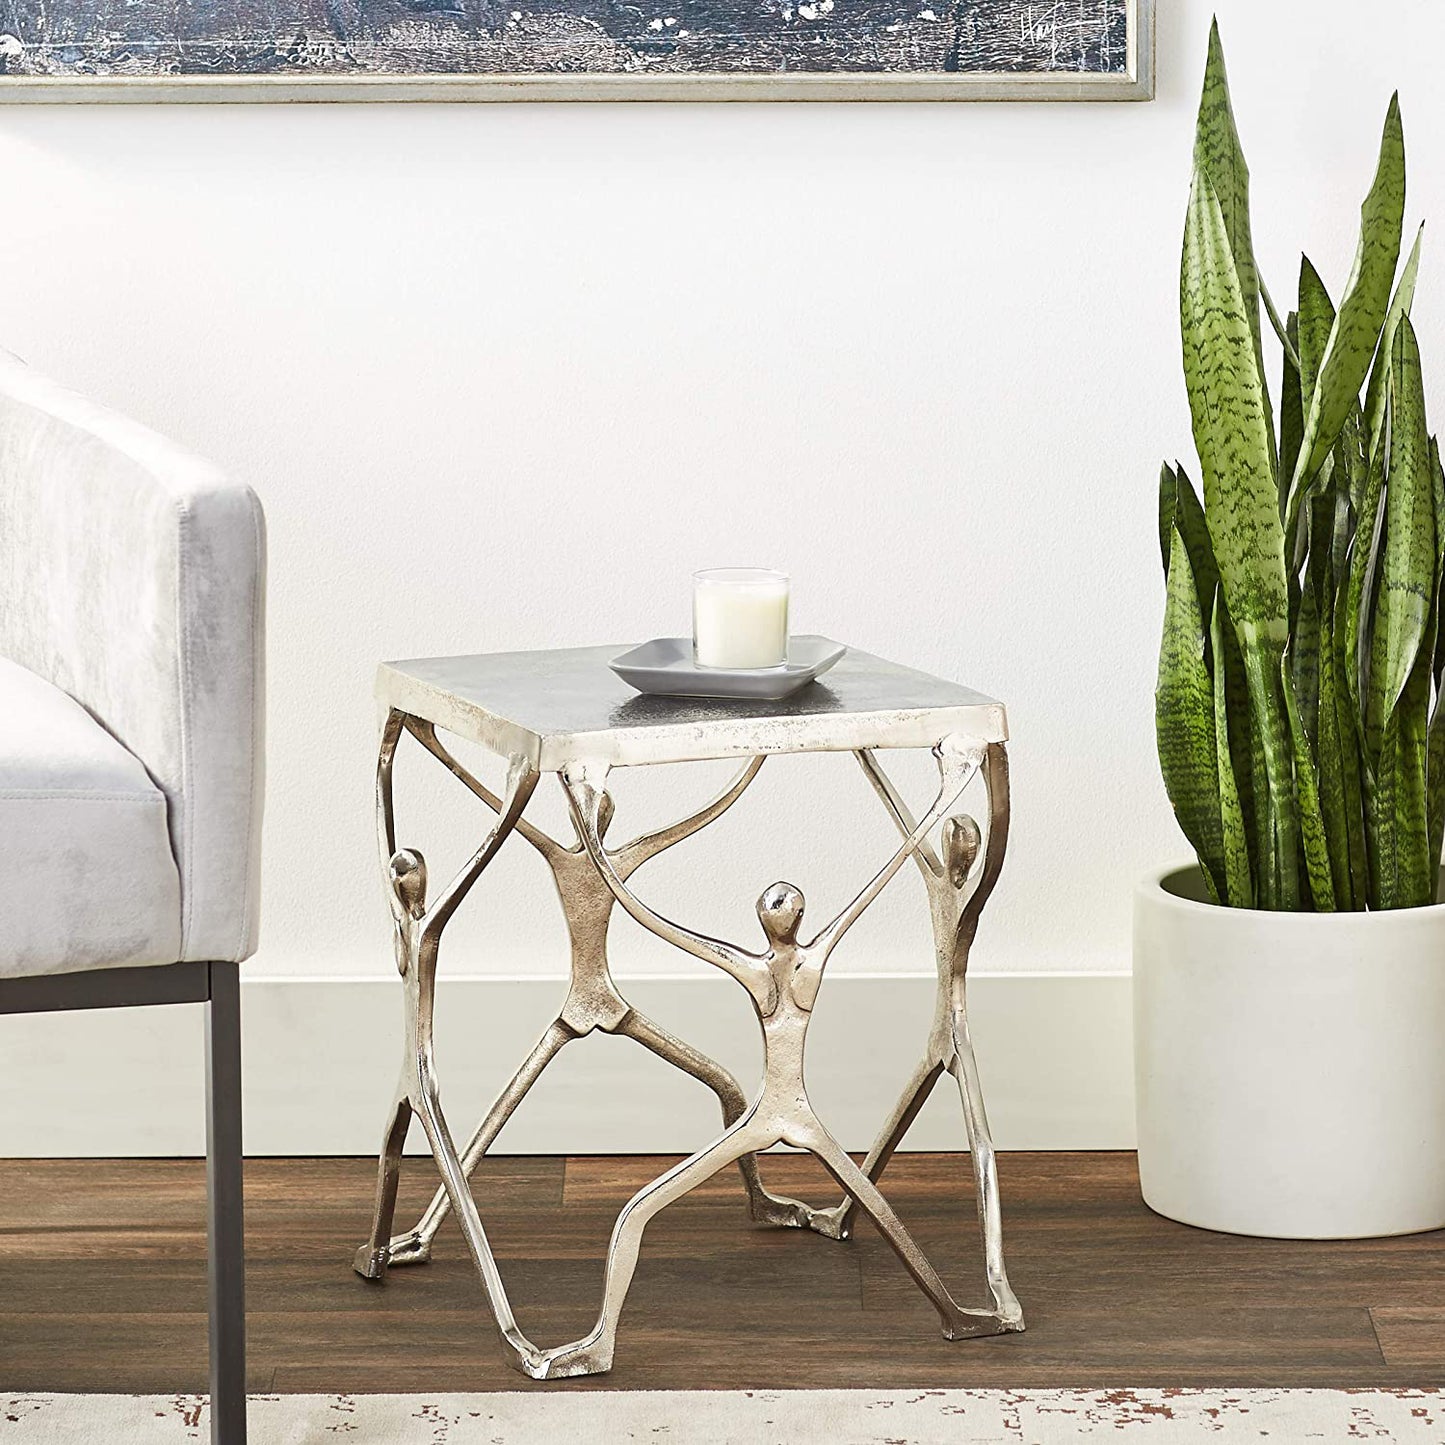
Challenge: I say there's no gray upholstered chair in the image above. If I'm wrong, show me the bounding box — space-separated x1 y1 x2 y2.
0 350 264 1445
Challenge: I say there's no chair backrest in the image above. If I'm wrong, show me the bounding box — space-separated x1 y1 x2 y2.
0 351 265 963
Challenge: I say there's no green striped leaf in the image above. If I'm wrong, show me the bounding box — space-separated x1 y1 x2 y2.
1332 572 1371 906
1426 690 1445 898
1432 436 1445 683
1368 322 1436 909
1372 638 1434 909
1293 489 1338 750
1279 312 1304 501
1172 465 1259 873
1242 642 1300 910
1296 256 1335 421
1365 222 1424 456
1348 434 1387 759
1293 554 1322 740
1182 171 1290 648
1212 575 1262 886
1407 552 1440 906
1404 651 1435 909
1212 594 1253 907
1369 316 1435 732
1157 529 1227 902
1181 168 1296 907
1291 95 1407 501
1331 463 1356 580
1315 562 1356 907
1294 523 1323 745
1282 653 1337 911
1434 435 1445 575
1158 463 1178 578
1193 20 1275 484
1340 404 1370 520
1428 435 1445 896
1167 465 1222 639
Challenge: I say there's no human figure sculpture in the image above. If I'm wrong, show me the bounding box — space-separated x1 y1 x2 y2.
515 738 1006 1379
356 713 811 1284
352 719 543 1362
805 744 1022 1333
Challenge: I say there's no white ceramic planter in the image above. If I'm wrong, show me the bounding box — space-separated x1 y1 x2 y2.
1134 865 1445 1239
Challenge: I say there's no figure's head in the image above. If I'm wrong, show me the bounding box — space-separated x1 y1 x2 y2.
390 848 428 919
757 881 805 944
942 814 981 890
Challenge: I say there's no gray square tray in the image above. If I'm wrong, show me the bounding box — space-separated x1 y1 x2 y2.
609 635 847 700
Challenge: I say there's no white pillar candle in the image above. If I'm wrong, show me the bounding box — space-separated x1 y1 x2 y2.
692 568 790 669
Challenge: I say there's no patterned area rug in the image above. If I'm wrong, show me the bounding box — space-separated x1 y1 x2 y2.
0 1388 1440 1442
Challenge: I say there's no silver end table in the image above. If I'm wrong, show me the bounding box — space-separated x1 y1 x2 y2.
353 643 1024 1378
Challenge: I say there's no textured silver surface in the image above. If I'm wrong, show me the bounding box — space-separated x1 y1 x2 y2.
354 644 1021 1378
377 642 1006 770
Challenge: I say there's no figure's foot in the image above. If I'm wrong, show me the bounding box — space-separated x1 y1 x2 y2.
512 1332 614 1380
352 1243 391 1280
748 1191 824 1231
940 1303 1025 1340
801 1201 854 1241
384 1227 433 1266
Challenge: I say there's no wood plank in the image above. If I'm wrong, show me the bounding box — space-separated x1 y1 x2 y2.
1371 1308 1445 1367
562 1151 841 1207
0 1155 563 1233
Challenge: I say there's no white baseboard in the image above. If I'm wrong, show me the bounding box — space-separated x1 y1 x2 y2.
0 973 1133 1157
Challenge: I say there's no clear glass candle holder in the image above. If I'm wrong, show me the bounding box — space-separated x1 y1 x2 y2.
692 568 790 670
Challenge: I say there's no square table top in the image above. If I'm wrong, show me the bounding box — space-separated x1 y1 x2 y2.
377 643 1006 771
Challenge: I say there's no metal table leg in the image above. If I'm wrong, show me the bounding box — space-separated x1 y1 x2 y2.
352 710 543 1371
808 741 1023 1333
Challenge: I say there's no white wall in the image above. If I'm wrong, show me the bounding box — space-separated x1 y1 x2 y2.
1 0 1442 993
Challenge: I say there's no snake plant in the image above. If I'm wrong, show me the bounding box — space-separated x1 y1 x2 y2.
1157 21 1444 911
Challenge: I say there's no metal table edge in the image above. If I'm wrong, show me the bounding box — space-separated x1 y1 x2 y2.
376 660 1008 771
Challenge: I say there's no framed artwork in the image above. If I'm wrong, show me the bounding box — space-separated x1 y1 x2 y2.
0 0 1152 100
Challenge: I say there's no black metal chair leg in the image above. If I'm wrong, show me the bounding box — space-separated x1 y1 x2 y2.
206 961 247 1445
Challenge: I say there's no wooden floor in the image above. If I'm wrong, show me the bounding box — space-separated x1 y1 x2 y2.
0 1152 1440 1393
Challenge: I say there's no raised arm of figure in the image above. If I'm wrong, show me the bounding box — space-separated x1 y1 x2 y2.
854 749 944 881
958 743 1010 932
402 716 565 860
378 710 406 922
810 741 984 959
616 756 766 869
422 755 540 943
561 762 772 1007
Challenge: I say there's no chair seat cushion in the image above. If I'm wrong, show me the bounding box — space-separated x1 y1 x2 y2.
0 656 181 978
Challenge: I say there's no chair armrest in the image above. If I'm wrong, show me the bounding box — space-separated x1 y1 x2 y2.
0 353 265 962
